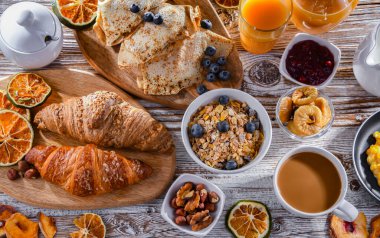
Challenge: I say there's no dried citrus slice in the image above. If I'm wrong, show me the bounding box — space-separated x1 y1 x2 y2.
7 73 51 109
52 0 98 29
0 89 30 121
215 0 239 9
0 110 34 166
227 200 271 238
70 213 106 238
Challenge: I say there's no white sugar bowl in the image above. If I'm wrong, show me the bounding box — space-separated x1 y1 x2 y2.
0 2 63 69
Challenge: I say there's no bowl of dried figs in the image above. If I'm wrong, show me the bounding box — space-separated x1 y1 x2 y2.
161 174 225 237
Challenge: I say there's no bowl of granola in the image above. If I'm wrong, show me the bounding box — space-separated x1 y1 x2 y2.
182 88 272 174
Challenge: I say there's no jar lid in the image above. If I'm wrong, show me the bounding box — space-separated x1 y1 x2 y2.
0 2 58 53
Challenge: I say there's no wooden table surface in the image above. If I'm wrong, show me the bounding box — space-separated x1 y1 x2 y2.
1 0 380 237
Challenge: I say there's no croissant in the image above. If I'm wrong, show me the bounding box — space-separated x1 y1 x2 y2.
34 91 173 152
25 144 152 196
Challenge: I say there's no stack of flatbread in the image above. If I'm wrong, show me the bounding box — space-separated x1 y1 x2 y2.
94 0 234 95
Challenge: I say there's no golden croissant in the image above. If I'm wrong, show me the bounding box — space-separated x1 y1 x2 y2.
25 144 152 196
34 91 173 152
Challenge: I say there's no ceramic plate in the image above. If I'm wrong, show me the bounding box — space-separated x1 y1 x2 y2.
353 110 380 201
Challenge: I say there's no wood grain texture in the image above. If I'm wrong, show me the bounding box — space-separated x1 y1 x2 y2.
0 70 176 210
74 0 243 109
1 0 380 237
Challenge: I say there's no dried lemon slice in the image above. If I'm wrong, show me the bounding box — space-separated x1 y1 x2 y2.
70 213 106 238
227 200 271 238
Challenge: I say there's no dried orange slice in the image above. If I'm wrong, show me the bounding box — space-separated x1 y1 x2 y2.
215 0 240 9
7 73 51 109
0 110 33 166
52 0 98 29
70 213 106 238
0 89 30 121
227 200 271 238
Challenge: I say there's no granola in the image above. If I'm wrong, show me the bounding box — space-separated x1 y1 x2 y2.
188 97 264 170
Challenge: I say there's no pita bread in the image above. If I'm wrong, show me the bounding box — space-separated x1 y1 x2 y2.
93 0 166 46
118 4 200 69
138 30 234 95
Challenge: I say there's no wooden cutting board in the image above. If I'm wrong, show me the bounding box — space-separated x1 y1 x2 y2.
74 0 243 109
0 69 176 210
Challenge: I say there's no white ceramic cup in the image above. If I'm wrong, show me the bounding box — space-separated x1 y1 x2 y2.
273 146 359 222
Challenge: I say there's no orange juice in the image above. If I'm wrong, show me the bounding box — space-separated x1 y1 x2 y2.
292 0 359 34
239 0 292 54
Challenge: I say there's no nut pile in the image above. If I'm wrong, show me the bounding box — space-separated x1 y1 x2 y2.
189 97 264 170
171 182 220 231
7 160 40 181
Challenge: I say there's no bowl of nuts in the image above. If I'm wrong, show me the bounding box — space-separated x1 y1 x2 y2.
182 88 272 174
161 173 225 237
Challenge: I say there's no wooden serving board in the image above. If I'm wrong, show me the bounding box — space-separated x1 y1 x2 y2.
0 69 176 210
74 0 243 109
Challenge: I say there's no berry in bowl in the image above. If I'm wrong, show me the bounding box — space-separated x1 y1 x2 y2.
182 89 272 174
276 86 334 141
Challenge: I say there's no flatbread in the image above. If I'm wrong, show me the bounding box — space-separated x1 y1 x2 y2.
118 4 201 69
138 30 234 95
93 0 166 46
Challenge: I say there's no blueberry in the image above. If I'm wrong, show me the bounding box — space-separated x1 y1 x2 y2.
217 121 229 132
153 14 164 25
206 73 216 82
130 4 140 13
202 58 212 68
217 57 226 66
225 160 237 170
205 46 216 56
200 19 212 29
209 63 220 74
143 12 154 22
219 95 229 105
196 84 208 95
218 70 231 81
245 122 256 133
190 124 204 138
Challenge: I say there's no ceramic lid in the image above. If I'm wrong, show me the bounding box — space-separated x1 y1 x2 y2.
0 2 58 53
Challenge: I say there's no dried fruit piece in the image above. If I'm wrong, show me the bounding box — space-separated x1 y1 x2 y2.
292 86 318 106
293 105 323 136
329 212 368 238
279 96 293 123
215 0 239 8
0 205 16 237
227 200 271 238
315 97 332 127
287 121 306 137
38 212 57 238
0 89 30 121
370 215 380 238
4 213 38 238
70 213 106 238
184 191 200 212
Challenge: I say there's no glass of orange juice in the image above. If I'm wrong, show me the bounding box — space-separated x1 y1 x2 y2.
239 0 293 54
292 0 359 34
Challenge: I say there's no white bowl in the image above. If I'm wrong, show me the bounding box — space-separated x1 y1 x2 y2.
160 174 226 237
181 88 272 174
279 33 341 88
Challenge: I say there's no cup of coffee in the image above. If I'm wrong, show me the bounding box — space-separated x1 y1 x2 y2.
273 146 358 222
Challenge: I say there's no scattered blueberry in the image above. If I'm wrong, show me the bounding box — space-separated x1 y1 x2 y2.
248 108 257 117
245 122 256 133
209 63 220 74
217 57 226 66
143 12 154 22
200 19 212 29
205 46 216 56
217 121 230 132
153 14 164 25
196 84 208 95
190 124 204 138
206 72 216 82
201 58 212 68
219 95 229 105
225 160 237 170
218 70 231 81
130 4 140 13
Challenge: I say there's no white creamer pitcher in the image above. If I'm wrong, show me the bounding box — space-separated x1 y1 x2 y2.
353 23 380 97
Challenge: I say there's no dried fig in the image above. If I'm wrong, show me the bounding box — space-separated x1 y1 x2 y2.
279 96 293 123
293 105 323 136
292 86 318 106
314 97 332 127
